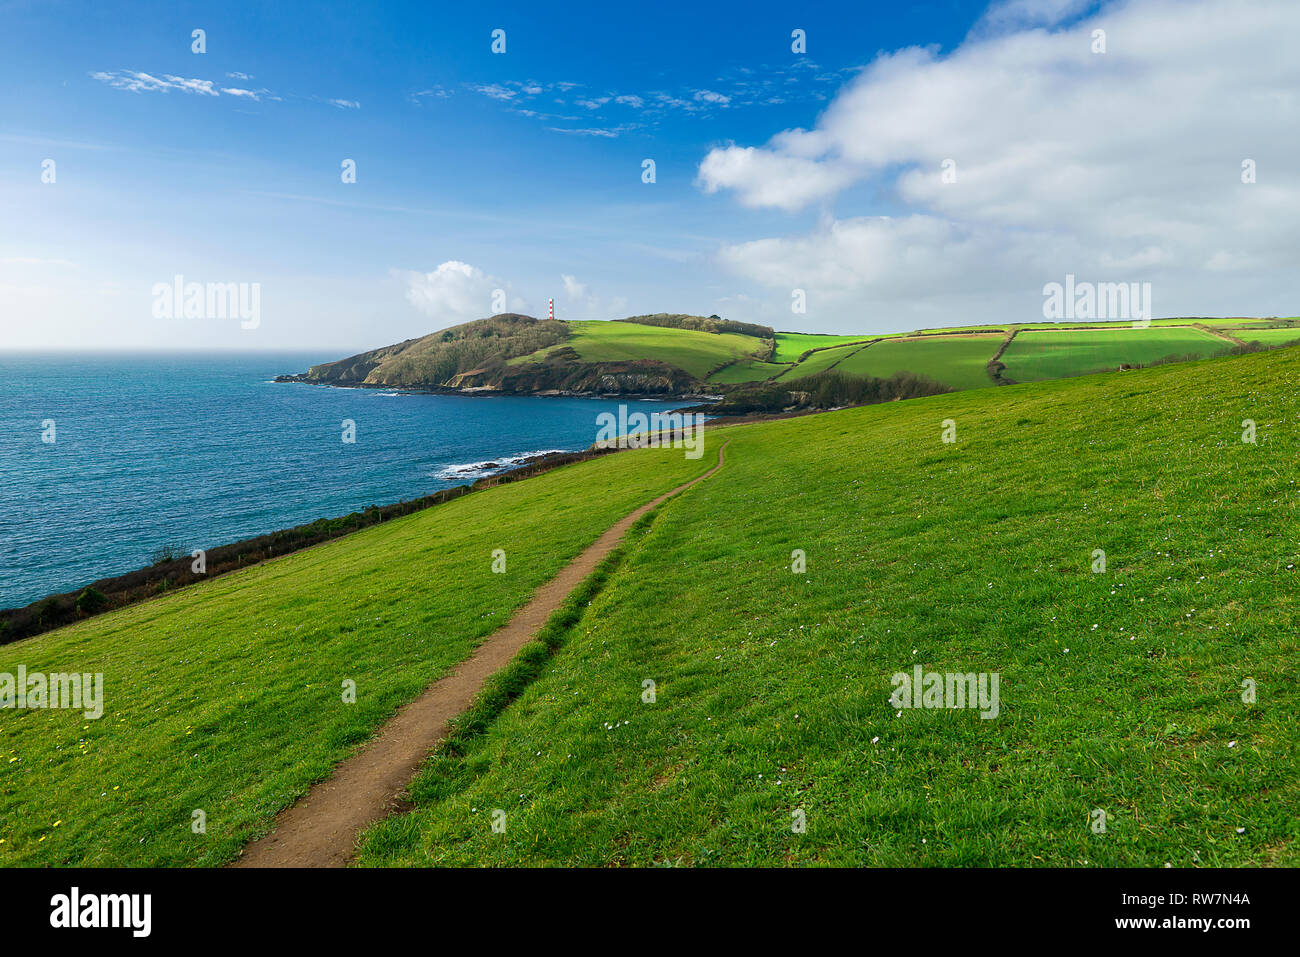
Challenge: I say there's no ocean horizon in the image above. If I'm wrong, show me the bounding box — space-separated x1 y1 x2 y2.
0 351 692 609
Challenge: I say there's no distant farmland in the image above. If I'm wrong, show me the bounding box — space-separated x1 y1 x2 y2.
1000 327 1228 382
832 334 1005 391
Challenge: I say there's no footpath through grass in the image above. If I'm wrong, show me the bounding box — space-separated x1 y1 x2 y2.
0 446 713 866
357 348 1300 866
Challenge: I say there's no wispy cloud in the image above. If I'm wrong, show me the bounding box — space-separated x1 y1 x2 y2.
546 126 621 137
221 87 277 101
692 89 730 105
91 70 218 96
446 68 842 138
327 98 360 109
470 83 519 101
91 70 281 103
410 86 452 103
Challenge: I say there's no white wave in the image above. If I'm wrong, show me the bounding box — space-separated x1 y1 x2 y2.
432 448 571 481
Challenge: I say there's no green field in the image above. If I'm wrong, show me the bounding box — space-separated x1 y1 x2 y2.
1231 327 1300 346
7 338 1300 868
772 333 875 363
832 334 1002 391
496 317 1293 392
775 342 872 380
1001 327 1227 382
355 347 1300 866
707 358 793 384
0 447 712 866
513 320 765 379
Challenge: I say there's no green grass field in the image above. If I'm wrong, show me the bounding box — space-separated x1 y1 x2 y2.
775 342 872 380
0 447 712 866
707 358 793 384
1231 327 1300 346
7 334 1300 868
355 346 1300 866
1001 327 1227 382
831 334 1002 391
498 317 1291 392
772 333 875 363
512 320 765 379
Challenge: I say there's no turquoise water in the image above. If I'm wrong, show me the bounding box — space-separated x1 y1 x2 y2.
0 353 691 609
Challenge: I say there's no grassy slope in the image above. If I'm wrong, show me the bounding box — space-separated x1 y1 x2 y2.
833 335 1002 391
775 342 871 380
1002 327 1227 381
1232 327 1300 346
0 447 712 866
496 318 1295 390
707 358 793 384
772 333 875 363
357 347 1299 867
511 320 764 379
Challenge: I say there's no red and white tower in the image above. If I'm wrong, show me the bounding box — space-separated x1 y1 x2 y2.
548 298 554 320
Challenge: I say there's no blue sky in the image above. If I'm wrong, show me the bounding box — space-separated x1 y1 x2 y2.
0 0 988 350
4 0 1297 351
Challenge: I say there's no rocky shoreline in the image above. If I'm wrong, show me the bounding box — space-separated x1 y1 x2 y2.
273 371 724 406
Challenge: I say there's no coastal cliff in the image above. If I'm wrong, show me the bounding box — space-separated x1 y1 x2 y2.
279 313 769 396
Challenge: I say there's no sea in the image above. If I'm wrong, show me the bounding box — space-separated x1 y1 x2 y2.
0 352 695 609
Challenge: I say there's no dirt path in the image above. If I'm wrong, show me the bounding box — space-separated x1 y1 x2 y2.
233 440 729 868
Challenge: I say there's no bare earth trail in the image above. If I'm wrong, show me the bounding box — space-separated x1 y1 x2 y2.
234 439 729 867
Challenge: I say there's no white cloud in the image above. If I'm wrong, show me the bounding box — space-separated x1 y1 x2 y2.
562 274 587 299
976 0 1098 32
400 261 508 325
701 0 1300 327
411 86 451 101
547 126 625 138
693 89 731 105
697 145 859 213
91 71 217 96
327 98 360 110
93 70 279 102
471 83 518 101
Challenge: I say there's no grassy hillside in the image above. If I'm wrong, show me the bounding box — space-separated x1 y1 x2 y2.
706 357 794 384
774 341 871 380
511 319 765 380
6 345 1298 867
772 333 875 363
832 334 1003 391
1002 327 1226 382
0 447 712 866
1233 327 1300 347
297 313 1299 398
353 346 1300 867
